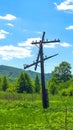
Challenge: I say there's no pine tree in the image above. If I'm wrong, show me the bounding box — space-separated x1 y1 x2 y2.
2 76 8 91
34 75 41 93
17 72 25 93
24 72 33 93
17 72 33 93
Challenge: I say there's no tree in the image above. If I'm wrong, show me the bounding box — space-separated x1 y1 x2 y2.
48 61 72 95
52 61 72 82
2 76 8 91
17 72 25 93
48 76 59 95
0 77 2 90
24 72 33 93
34 74 41 93
17 72 33 93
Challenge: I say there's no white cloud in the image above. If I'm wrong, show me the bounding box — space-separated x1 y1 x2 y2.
0 30 9 39
60 42 72 47
0 14 16 21
7 23 14 27
43 42 71 48
65 25 73 30
18 38 72 49
0 41 70 61
44 42 59 48
0 45 32 60
55 0 73 11
18 38 41 48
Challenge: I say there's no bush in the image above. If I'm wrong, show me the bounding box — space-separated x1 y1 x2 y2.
68 87 73 96
61 87 73 96
61 89 68 96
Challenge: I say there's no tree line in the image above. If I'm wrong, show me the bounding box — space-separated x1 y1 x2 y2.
0 72 41 93
0 61 73 96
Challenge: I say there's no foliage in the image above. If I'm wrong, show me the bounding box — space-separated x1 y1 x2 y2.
52 61 72 82
61 87 73 96
7 82 16 92
34 74 41 93
0 77 2 90
48 61 73 95
48 77 73 96
24 72 33 93
48 76 60 95
2 76 8 91
17 72 25 93
16 72 33 93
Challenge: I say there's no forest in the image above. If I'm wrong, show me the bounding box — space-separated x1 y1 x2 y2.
0 61 73 96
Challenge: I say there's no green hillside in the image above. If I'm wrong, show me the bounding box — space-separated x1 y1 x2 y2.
0 65 23 78
0 65 51 81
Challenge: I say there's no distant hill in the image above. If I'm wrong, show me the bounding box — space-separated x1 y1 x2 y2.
0 65 51 81
27 70 51 82
0 65 23 79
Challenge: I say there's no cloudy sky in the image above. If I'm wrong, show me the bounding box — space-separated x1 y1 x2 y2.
0 0 73 73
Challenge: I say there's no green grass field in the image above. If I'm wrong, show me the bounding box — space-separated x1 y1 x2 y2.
0 92 73 130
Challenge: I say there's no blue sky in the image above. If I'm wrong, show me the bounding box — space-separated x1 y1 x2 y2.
0 0 73 73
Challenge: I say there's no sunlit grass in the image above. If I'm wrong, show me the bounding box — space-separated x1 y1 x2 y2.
0 92 73 129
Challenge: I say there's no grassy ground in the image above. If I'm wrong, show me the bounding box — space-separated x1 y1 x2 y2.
0 92 73 130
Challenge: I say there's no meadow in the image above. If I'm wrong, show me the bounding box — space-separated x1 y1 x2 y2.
0 92 73 130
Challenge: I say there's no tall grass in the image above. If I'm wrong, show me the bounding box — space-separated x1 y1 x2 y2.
0 92 73 129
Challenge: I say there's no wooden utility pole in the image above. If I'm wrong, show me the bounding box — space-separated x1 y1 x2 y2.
24 32 60 109
40 32 49 108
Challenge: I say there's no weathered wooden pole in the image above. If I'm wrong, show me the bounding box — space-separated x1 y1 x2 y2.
24 31 60 109
40 34 49 108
